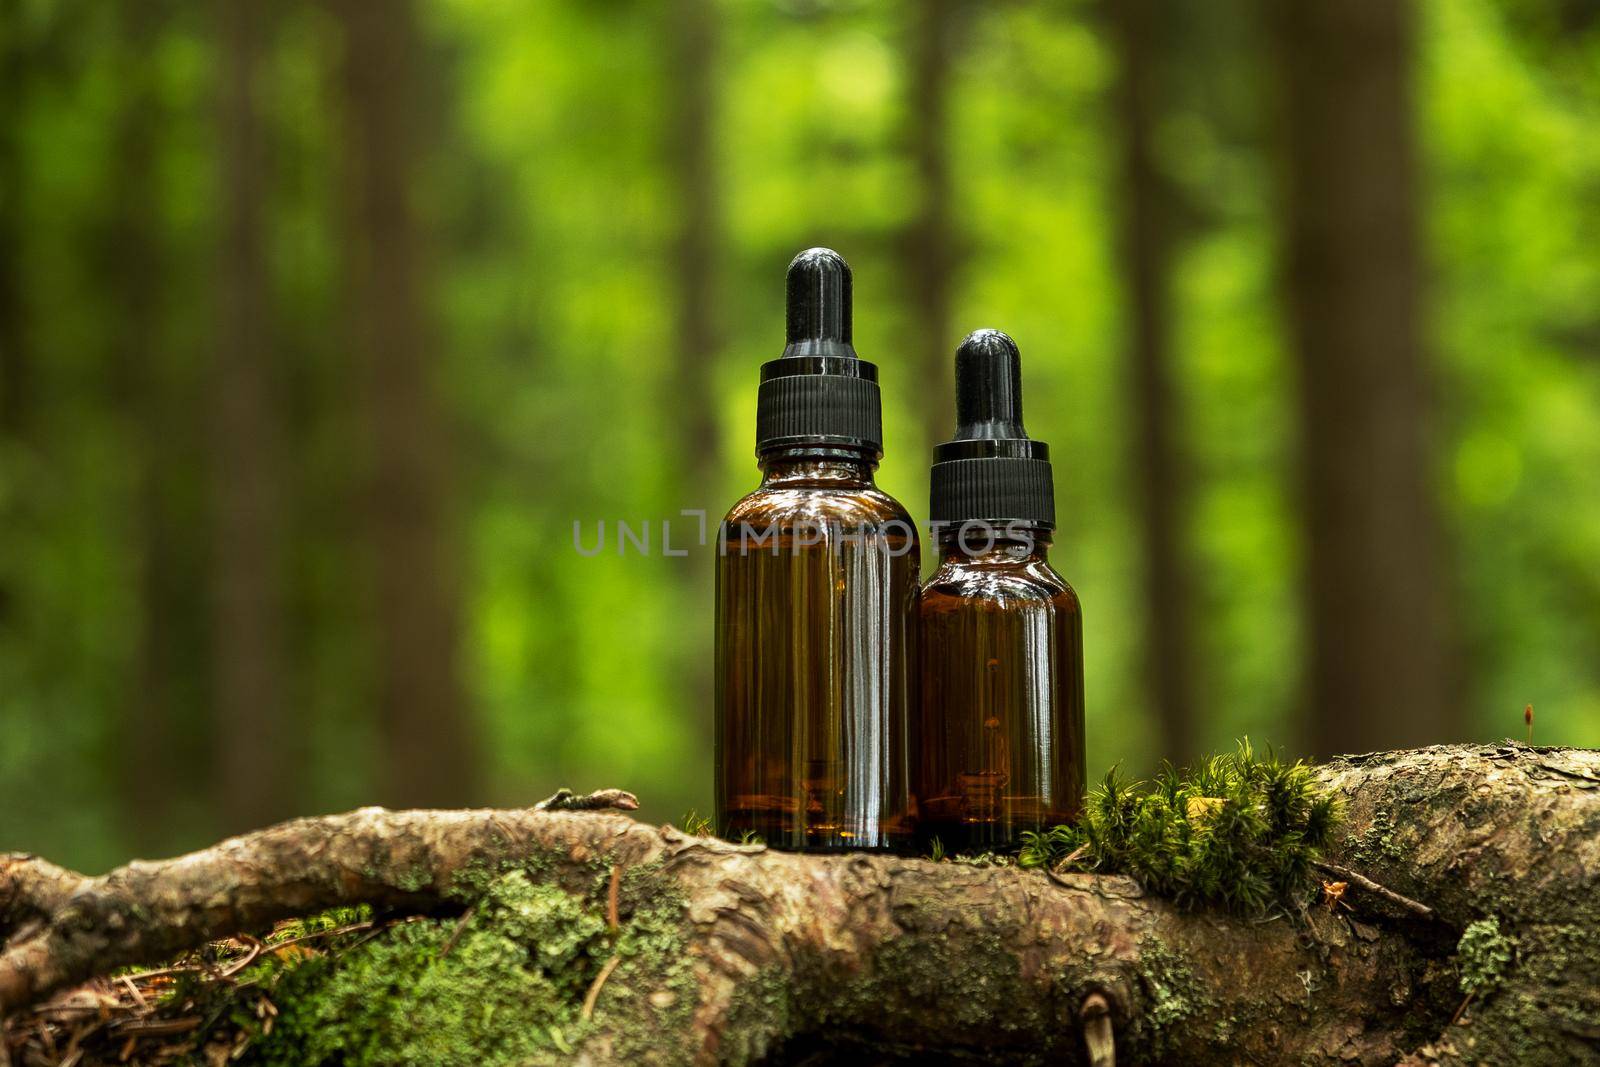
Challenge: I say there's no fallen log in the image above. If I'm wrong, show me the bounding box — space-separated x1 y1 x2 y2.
1 744 1595 1065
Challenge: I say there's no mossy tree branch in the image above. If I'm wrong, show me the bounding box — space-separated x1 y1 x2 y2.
2 747 1597 1066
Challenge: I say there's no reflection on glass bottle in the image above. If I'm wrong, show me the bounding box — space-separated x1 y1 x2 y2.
954 657 1010 824
714 249 919 852
916 330 1085 851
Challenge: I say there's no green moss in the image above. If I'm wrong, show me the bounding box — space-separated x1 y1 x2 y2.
1019 739 1342 913
444 859 501 902
245 872 592 1066
240 866 699 1066
1457 917 1514 997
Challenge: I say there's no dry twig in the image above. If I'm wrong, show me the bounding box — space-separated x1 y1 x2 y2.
606 865 622 935
534 789 639 813
1312 860 1434 920
438 907 475 960
580 955 622 1021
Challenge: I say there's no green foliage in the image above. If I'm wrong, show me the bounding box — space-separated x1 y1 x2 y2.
4 0 1600 874
674 811 758 845
678 809 715 837
1019 741 1343 914
1457 917 1515 997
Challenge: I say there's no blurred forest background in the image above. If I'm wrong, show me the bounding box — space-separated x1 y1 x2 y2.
1 0 1598 873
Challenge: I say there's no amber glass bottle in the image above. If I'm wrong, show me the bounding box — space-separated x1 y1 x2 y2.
715 248 919 851
917 330 1084 851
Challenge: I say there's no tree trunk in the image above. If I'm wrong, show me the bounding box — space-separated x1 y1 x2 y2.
114 0 187 853
667 0 721 735
0 0 30 637
903 0 957 467
4 744 1596 1065
330 0 476 807
212 0 292 834
1108 0 1197 766
1267 0 1456 756
0 6 27 441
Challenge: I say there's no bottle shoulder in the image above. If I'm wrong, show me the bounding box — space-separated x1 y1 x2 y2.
921 555 1080 615
722 482 917 529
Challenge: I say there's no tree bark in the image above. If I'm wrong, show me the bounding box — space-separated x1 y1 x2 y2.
114 0 189 854
3 744 1597 1064
330 0 477 807
1267 0 1457 757
213 0 293 834
1107 0 1197 766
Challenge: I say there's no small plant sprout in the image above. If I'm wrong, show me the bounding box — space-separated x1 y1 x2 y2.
1525 703 1533 744
679 810 715 838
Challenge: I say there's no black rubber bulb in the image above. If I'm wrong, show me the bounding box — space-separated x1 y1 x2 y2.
953 328 1027 441
784 247 853 348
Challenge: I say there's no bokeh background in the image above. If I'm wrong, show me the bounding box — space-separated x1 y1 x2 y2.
2 0 1598 873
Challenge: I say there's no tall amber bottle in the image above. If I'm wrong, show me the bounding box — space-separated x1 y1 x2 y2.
715 248 919 851
917 329 1085 851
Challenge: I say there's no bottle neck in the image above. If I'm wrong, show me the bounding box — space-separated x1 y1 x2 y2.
936 527 1052 564
757 446 878 488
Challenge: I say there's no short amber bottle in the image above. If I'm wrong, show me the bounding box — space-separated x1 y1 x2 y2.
916 330 1085 851
714 249 920 851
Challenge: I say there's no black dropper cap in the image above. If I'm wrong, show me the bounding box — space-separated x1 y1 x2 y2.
929 329 1055 529
755 248 882 456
